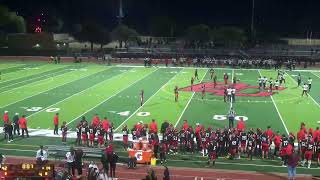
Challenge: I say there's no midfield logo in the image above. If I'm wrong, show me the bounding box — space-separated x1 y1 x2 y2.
179 82 286 97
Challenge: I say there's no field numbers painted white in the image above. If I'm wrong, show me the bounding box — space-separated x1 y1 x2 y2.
136 112 151 117
213 115 248 121
117 111 130 116
45 108 60 113
23 106 60 113
235 73 243 76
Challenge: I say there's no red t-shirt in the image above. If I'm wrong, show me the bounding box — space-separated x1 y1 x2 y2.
19 118 27 129
149 122 158 133
274 135 281 147
237 121 245 131
182 123 189 131
53 115 59 125
3 114 9 124
101 119 109 131
92 116 100 127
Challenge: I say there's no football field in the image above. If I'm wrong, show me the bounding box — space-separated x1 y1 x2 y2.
1 62 320 136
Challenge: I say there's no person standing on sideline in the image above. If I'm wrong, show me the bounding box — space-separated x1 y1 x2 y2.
12 113 20 136
19 115 29 138
74 148 84 176
228 107 236 128
6 122 13 142
297 73 301 87
307 77 312 92
108 152 118 179
163 166 170 180
66 147 75 176
3 111 9 125
53 113 59 135
287 151 300 180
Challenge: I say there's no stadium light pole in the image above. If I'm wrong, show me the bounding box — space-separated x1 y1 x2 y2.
117 0 124 24
251 0 255 41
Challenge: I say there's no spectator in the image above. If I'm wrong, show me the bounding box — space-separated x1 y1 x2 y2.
88 162 99 180
149 119 158 134
163 166 170 180
98 168 108 180
287 151 300 180
0 153 5 168
3 111 9 125
143 168 157 180
160 120 169 135
74 148 84 176
36 145 48 165
19 115 29 138
66 147 75 176
12 113 20 136
53 113 59 135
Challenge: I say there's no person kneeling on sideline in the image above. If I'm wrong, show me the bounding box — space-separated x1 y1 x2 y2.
36 145 48 165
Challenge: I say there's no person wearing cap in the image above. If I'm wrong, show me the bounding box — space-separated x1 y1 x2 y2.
3 111 9 125
12 113 20 135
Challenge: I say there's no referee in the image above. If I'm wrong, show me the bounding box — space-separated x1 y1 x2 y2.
228 107 236 128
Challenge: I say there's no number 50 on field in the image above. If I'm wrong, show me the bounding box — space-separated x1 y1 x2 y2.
213 115 248 121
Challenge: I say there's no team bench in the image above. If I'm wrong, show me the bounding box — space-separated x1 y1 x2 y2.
45 145 104 161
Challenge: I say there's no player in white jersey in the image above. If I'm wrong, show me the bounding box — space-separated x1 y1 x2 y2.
227 87 233 102
262 77 268 89
307 77 312 92
274 80 280 90
302 83 309 97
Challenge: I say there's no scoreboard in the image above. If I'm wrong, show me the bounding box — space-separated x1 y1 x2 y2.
1 163 54 179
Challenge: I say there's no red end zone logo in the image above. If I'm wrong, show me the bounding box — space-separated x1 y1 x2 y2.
179 82 286 97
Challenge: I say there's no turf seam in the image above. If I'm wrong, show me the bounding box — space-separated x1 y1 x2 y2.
66 68 158 126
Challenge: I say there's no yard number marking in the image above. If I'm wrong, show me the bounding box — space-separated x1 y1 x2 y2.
213 114 248 121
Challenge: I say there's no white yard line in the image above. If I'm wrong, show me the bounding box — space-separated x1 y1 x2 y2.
285 71 320 109
115 69 183 131
311 71 320 79
66 68 158 126
0 69 68 91
258 70 289 135
27 68 132 119
0 68 108 109
174 69 208 128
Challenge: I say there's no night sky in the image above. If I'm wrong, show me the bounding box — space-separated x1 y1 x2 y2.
2 0 320 37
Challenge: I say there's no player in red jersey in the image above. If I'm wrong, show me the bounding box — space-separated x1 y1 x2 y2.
316 140 320 167
247 135 256 160
273 131 282 158
299 134 308 162
201 84 206 99
81 124 88 146
200 129 207 156
302 140 314 168
96 125 105 148
109 123 114 142
140 90 144 106
170 129 179 155
280 134 289 166
261 132 270 159
191 77 194 91
122 125 129 150
174 86 179 102
75 123 82 145
223 73 229 85
61 121 68 144
207 140 218 166
240 131 248 157
229 134 239 160
88 125 95 147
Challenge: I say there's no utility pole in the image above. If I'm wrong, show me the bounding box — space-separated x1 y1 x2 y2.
117 0 124 24
251 0 255 42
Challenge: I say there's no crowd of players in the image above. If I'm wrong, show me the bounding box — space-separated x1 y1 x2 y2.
2 109 320 168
